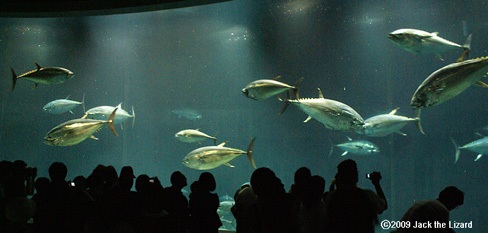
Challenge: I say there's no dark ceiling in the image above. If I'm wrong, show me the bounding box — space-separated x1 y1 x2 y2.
0 0 232 17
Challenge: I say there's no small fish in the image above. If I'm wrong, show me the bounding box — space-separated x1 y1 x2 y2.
451 137 488 163
218 200 235 215
242 76 303 100
411 57 488 129
172 108 202 120
175 129 217 145
10 63 74 90
183 137 256 170
281 88 364 132
44 108 118 146
335 137 380 156
43 95 85 115
357 108 423 137
388 29 471 60
83 103 135 128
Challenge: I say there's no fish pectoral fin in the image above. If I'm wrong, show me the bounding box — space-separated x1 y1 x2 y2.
341 151 348 156
35 63 42 70
69 110 74 114
395 131 407 136
224 163 235 168
435 53 445 61
475 81 488 88
303 116 312 123
90 135 99 140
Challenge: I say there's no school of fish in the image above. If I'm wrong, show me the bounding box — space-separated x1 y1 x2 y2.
9 26 487 168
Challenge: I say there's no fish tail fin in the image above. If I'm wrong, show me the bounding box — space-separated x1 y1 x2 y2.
414 109 425 135
246 137 257 169
463 33 472 52
10 67 17 91
213 132 218 146
108 107 119 136
131 105 135 128
292 77 304 99
279 91 291 114
450 137 460 163
327 138 334 158
81 93 86 113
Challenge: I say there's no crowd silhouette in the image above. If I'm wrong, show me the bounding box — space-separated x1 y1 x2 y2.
0 159 464 233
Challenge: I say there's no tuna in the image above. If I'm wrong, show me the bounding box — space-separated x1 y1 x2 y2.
335 137 380 156
83 103 135 128
282 88 364 132
357 108 423 137
183 137 256 170
10 63 74 90
44 108 118 146
388 29 471 60
175 129 217 145
242 76 303 100
43 95 85 115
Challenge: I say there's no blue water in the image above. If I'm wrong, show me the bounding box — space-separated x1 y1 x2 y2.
0 0 486 232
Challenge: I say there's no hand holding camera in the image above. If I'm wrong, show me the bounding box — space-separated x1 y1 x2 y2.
366 171 382 185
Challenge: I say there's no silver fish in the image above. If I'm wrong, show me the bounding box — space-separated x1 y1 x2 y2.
172 108 202 120
43 95 84 115
10 63 74 90
242 76 303 100
44 108 118 146
175 129 217 145
183 137 256 170
83 103 135 127
388 29 471 60
411 57 488 121
282 88 364 132
451 137 488 163
335 137 380 156
357 108 423 137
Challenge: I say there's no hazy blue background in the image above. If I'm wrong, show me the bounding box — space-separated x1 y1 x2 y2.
1 0 487 232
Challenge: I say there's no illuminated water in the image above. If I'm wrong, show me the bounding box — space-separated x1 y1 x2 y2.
0 0 486 232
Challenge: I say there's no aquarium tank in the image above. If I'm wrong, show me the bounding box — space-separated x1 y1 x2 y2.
0 0 486 232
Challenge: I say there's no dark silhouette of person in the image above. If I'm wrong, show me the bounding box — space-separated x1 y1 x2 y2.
300 175 326 233
395 186 464 233
231 183 257 233
31 177 51 233
189 172 222 233
324 159 387 233
289 167 312 206
245 167 300 233
69 175 96 233
164 171 190 232
46 162 72 233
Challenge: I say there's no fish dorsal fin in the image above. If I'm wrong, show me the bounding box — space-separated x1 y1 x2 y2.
475 132 485 138
272 76 281 80
65 95 70 100
432 32 438 36
35 63 42 70
347 136 353 141
389 108 400 115
81 113 89 119
317 88 324 98
116 102 123 109
218 142 227 147
195 128 200 131
475 81 488 88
